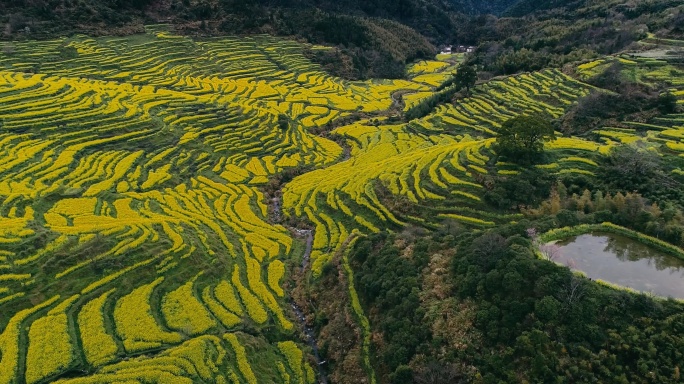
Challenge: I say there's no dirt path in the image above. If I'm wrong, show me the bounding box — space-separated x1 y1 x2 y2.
390 89 418 113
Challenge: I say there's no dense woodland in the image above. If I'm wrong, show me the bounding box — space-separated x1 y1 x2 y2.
3 0 682 79
342 121 684 382
350 222 684 383
465 0 684 77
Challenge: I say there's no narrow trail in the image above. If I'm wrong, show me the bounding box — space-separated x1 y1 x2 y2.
390 89 411 112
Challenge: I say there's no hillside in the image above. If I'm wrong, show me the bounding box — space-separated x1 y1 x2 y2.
0 0 455 79
506 0 684 22
0 1 684 384
5 0 681 80
451 0 520 16
0 24 682 382
460 0 684 75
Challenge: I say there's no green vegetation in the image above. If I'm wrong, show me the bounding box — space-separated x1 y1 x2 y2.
349 227 684 383
0 6 683 383
453 63 477 95
493 114 556 163
462 0 683 76
1 0 442 79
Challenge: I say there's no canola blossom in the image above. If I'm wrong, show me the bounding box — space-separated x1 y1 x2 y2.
0 27 680 383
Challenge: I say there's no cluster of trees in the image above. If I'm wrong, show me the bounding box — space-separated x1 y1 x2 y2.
350 233 434 383
457 0 683 76
515 144 684 247
482 167 556 210
528 185 684 247
598 145 684 204
347 222 684 383
560 62 681 134
451 225 684 383
485 134 684 211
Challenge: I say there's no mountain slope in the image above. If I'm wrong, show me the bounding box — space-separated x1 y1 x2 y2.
505 0 683 22
0 0 457 40
459 0 684 75
450 0 521 16
1 0 455 79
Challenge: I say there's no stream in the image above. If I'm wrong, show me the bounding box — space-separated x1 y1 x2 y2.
291 300 327 384
267 93 416 382
270 193 327 383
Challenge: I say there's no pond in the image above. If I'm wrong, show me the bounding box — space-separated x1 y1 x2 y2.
553 232 684 299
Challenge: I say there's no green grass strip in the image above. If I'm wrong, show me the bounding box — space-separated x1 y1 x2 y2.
341 233 376 384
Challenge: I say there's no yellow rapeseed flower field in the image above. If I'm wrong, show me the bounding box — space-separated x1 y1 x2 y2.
0 27 680 383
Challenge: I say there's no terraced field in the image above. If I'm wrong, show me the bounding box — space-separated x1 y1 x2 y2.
578 55 684 172
282 68 609 274
0 26 682 383
0 26 436 383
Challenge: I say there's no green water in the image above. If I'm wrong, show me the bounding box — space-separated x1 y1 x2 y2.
554 232 684 298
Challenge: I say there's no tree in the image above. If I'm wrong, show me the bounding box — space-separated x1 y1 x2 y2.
658 91 678 114
493 114 556 163
277 114 289 130
454 63 477 95
601 145 661 186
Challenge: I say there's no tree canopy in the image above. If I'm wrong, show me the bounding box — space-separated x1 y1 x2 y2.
494 114 556 163
454 63 477 95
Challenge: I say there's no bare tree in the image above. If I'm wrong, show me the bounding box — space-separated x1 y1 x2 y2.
471 232 507 266
2 44 15 56
414 361 468 384
560 276 584 309
528 227 562 261
538 243 562 261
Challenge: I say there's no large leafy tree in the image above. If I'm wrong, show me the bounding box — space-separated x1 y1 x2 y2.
494 114 556 163
454 63 477 95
